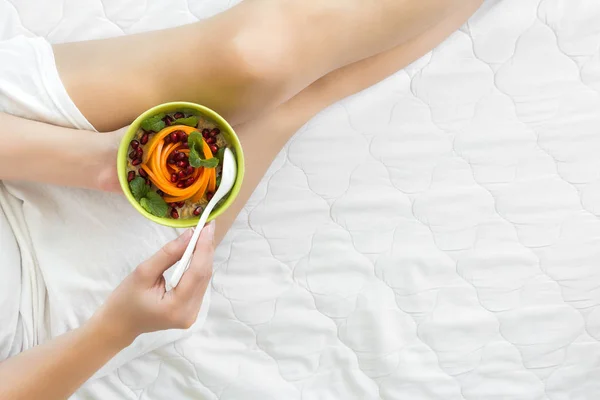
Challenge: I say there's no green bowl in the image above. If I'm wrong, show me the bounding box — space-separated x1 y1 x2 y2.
117 102 245 228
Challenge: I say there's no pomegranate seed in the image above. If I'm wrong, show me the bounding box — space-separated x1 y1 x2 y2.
176 160 188 168
176 201 185 208
163 115 174 126
174 112 184 119
206 192 214 201
206 137 216 145
185 166 194 175
170 173 178 183
136 147 143 157
177 182 185 189
140 132 149 145
185 177 195 187
130 140 140 149
209 144 218 154
202 129 210 139
170 209 180 219
139 168 148 178
193 206 202 216
168 202 177 208
164 135 172 144
210 128 220 137
171 130 185 140
129 150 137 160
177 170 187 180
132 158 142 166
178 131 188 142
145 178 151 186
174 152 186 161
168 154 176 164
181 142 189 149
127 171 136 182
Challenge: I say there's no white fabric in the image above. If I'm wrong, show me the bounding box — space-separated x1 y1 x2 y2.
0 185 24 359
2 0 600 399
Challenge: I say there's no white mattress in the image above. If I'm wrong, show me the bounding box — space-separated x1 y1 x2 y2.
3 0 600 398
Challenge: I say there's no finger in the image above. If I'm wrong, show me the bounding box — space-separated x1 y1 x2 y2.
137 229 193 279
174 221 215 300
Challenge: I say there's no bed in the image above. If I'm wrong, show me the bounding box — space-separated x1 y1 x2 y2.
2 0 600 398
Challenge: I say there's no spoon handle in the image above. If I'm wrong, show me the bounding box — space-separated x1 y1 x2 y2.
166 200 217 290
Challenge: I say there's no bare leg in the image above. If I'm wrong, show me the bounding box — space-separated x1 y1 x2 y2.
213 2 480 243
54 0 482 131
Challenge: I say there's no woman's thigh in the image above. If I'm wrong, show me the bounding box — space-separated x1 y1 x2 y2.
213 0 482 242
53 0 480 132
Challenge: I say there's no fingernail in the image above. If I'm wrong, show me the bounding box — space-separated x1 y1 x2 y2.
177 228 193 242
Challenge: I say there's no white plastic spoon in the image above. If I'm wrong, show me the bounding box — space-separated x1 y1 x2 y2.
166 147 237 290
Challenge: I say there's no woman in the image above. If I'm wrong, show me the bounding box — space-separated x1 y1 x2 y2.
0 0 482 398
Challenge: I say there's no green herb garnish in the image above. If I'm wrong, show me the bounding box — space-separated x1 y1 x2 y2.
216 147 225 164
178 108 197 117
188 130 219 169
194 157 219 168
141 113 166 132
130 177 149 201
171 116 198 127
129 177 168 217
140 191 169 218
188 131 204 168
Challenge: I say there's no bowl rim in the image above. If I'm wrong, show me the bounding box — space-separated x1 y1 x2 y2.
117 101 245 228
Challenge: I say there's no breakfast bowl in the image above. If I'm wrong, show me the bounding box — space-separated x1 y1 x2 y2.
117 102 245 228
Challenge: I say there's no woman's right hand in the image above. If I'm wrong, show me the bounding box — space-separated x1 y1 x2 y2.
93 222 215 346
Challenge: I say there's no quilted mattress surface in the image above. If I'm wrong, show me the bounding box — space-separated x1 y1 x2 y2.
4 0 600 398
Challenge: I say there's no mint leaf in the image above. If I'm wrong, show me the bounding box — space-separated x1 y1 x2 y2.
188 130 205 168
179 108 197 116
188 130 203 147
216 147 225 163
189 142 219 168
171 116 198 127
141 113 166 132
140 191 169 217
195 157 219 168
131 175 169 217
130 177 149 201
189 145 202 167
188 130 220 168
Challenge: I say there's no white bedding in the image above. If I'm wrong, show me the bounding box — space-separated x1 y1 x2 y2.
2 0 600 398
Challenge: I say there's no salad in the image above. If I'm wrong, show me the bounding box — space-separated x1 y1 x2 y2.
125 110 229 219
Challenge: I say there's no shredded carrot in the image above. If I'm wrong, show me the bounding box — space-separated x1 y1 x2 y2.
144 125 197 162
140 124 219 203
160 142 182 181
207 168 216 193
191 169 211 202
140 165 175 194
153 140 165 181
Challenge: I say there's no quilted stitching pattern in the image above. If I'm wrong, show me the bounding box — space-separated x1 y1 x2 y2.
3 0 600 398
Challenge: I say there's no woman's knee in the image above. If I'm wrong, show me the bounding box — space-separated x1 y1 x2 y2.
228 9 295 85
